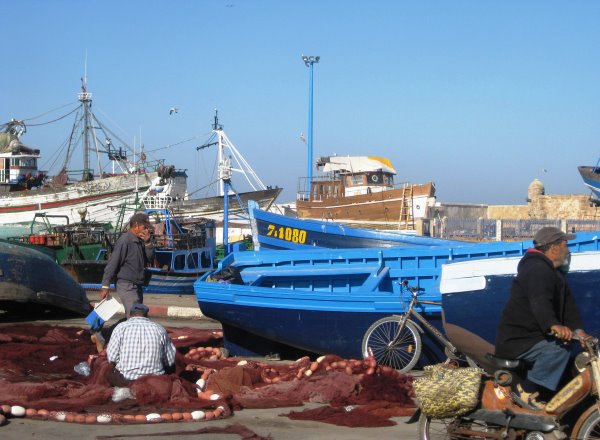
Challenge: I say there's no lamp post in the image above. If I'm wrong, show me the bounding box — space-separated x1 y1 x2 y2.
302 54 319 185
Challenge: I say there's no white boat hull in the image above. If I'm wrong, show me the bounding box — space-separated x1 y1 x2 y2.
0 172 158 224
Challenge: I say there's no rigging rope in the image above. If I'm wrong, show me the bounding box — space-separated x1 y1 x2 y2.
186 178 222 198
13 101 79 123
144 135 204 154
24 105 81 127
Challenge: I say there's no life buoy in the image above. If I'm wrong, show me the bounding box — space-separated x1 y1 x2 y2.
370 174 379 183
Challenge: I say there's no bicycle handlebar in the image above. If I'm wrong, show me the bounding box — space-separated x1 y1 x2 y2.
399 280 425 293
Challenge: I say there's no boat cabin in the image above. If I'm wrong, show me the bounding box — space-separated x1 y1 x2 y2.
302 155 396 201
0 127 44 191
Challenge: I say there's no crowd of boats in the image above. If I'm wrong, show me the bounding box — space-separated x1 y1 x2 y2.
3 79 600 371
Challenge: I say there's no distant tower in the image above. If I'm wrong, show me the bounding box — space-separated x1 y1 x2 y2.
528 178 546 218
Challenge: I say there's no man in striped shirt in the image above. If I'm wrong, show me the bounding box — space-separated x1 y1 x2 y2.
106 303 176 386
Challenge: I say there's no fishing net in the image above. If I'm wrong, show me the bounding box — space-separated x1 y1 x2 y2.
0 324 415 427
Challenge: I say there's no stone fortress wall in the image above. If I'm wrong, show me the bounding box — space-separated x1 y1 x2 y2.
438 178 600 220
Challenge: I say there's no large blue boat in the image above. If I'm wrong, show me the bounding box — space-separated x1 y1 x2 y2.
440 250 600 352
248 200 464 250
194 232 600 359
578 165 600 202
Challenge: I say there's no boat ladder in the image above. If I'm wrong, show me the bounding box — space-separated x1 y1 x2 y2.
398 184 415 230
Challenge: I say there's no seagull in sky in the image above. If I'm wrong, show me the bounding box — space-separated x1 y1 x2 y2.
300 132 306 143
169 107 179 115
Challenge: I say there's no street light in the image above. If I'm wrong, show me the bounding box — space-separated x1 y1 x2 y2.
302 54 319 185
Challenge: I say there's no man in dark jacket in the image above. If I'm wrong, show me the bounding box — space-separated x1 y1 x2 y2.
495 226 588 410
100 212 154 317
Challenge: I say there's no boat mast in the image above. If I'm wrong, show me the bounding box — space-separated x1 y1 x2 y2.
214 111 231 197
213 111 232 252
79 75 93 181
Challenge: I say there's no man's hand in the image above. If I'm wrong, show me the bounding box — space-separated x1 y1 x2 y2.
550 324 573 341
100 287 110 300
575 329 592 348
138 227 153 243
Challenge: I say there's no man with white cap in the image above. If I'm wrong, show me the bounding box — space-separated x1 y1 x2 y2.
495 226 589 410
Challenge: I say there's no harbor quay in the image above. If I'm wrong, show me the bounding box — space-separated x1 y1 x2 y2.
0 303 419 440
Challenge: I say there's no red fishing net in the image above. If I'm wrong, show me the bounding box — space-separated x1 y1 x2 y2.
0 324 415 428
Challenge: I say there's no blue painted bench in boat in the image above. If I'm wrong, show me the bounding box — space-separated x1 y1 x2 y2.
243 264 383 285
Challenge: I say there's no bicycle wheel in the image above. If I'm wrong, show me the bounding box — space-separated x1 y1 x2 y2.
572 406 600 439
361 316 422 373
418 413 500 439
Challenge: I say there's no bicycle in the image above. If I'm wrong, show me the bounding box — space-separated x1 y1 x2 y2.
361 280 471 373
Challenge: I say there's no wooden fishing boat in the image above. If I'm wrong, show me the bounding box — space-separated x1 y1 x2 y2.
295 155 436 230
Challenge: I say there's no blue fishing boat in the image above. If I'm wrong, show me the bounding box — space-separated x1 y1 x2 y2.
578 165 600 202
194 232 600 359
0 240 91 315
440 250 600 350
81 209 217 295
248 200 464 250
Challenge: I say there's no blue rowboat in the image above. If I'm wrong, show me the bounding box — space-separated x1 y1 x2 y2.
194 232 600 359
248 200 464 250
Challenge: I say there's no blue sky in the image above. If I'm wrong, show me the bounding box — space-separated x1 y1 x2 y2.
2 0 600 205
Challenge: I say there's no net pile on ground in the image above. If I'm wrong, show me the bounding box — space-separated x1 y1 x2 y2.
0 324 415 427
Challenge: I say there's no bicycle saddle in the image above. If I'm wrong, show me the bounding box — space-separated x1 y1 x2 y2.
485 353 525 370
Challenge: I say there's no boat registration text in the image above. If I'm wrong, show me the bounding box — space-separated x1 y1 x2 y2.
266 224 307 244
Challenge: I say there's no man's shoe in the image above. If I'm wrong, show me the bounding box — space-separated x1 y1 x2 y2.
511 383 546 411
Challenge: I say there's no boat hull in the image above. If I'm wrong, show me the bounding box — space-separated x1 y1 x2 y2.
295 182 435 229
0 241 90 315
82 268 211 296
0 172 158 224
195 234 600 359
199 298 444 359
578 166 600 201
440 251 600 345
249 200 464 250
169 188 281 221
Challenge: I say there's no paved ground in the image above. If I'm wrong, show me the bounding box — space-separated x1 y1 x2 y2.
86 291 203 319
0 312 420 439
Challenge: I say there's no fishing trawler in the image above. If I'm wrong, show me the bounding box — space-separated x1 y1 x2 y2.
0 79 175 227
141 111 281 223
295 155 436 231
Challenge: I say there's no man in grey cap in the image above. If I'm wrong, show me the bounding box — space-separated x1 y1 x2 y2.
100 212 154 318
105 303 176 386
495 227 589 410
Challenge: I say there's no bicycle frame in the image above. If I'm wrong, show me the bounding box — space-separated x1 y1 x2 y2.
393 286 458 356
